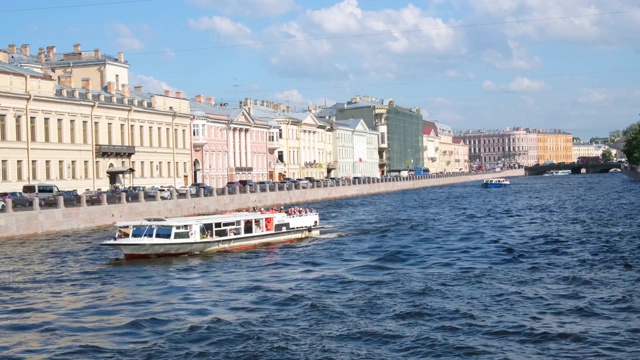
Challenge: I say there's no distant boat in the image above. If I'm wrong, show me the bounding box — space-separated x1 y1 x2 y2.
543 170 571 176
481 178 510 188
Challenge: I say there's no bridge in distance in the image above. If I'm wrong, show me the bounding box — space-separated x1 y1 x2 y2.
524 162 622 176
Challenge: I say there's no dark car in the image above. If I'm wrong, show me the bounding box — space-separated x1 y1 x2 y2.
238 180 256 192
277 180 293 190
43 190 82 207
190 182 214 196
116 188 142 202
0 199 6 213
256 180 275 192
225 181 243 194
85 190 120 205
0 192 30 208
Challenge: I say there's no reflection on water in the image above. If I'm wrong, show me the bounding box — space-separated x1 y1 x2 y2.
0 173 639 359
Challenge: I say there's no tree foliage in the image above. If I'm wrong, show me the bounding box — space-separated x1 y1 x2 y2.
623 123 639 137
601 149 614 162
622 122 640 165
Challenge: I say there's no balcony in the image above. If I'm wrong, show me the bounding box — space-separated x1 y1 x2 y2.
192 136 207 150
268 141 281 151
95 144 135 158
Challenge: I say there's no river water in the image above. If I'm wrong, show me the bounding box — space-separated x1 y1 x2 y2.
0 173 639 359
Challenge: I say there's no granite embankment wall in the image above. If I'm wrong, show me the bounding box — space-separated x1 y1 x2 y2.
0 169 523 240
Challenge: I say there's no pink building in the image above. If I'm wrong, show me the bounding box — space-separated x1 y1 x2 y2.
190 95 270 187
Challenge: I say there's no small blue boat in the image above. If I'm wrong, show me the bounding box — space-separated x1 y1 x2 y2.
482 178 510 188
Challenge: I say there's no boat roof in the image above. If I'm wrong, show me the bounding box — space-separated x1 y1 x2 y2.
115 211 295 227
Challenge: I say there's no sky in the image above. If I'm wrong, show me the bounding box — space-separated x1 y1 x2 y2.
3 0 640 140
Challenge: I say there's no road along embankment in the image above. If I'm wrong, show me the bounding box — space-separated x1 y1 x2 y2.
0 170 523 240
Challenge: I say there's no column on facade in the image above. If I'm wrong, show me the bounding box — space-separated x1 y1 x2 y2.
240 129 246 168
246 129 251 169
228 128 235 168
234 129 240 168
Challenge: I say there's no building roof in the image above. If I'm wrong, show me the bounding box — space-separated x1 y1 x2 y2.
0 62 50 77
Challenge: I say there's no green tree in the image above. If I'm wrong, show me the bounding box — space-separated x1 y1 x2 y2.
623 123 639 137
609 130 622 142
601 149 614 162
622 122 640 165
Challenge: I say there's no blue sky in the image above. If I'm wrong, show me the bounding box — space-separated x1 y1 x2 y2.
4 0 640 140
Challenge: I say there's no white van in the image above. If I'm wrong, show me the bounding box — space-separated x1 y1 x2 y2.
22 183 61 206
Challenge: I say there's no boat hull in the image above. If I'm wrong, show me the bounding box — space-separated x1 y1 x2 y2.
102 227 320 260
482 183 508 188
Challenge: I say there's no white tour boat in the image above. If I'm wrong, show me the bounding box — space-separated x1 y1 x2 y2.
543 170 571 176
100 209 320 259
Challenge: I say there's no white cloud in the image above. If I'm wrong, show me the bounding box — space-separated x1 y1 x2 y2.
482 39 541 70
482 77 548 92
445 69 459 77
578 88 612 104
264 0 465 80
113 23 144 50
163 48 176 60
129 73 175 95
188 16 253 44
186 0 297 17
273 89 311 110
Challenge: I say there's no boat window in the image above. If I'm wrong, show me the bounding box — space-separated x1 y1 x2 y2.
174 231 190 239
132 226 154 238
155 226 173 239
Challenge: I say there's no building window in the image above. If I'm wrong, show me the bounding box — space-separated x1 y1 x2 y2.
58 160 64 180
45 160 51 180
70 120 76 144
94 122 99 144
81 121 86 144
57 119 63 143
71 161 77 179
30 117 36 142
0 115 6 141
166 128 170 148
1 160 7 181
84 161 89 179
182 129 186 149
15 116 22 141
150 161 154 178
16 160 23 181
149 126 153 147
31 160 37 180
121 124 125 145
130 125 135 146
108 123 113 145
44 118 50 142
159 162 163 178
157 126 162 147
140 161 145 178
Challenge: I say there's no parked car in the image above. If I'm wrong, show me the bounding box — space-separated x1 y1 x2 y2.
0 192 30 208
0 199 5 212
190 182 214 196
144 186 160 199
256 180 275 192
116 188 142 202
22 183 61 206
238 180 256 192
277 180 293 191
304 177 319 187
225 181 243 194
43 190 82 207
85 190 120 205
156 187 173 200
294 178 310 189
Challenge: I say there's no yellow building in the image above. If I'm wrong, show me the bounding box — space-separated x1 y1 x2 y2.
0 59 192 193
536 130 573 164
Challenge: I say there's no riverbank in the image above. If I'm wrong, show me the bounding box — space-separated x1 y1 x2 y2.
0 169 523 240
622 168 640 181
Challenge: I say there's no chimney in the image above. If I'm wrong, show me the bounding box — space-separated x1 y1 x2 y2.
107 81 116 94
175 90 184 99
58 74 73 88
8 44 17 54
194 94 204 103
164 89 172 97
81 77 91 91
20 44 30 56
117 52 124 62
46 46 56 60
134 85 143 93
205 97 215 105
0 50 7 63
94 48 101 59
122 84 131 97
73 43 81 53
37 48 45 63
